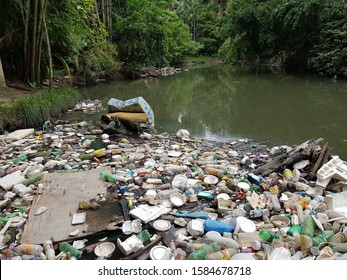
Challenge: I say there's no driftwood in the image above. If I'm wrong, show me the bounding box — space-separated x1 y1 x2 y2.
253 138 326 177
308 142 330 179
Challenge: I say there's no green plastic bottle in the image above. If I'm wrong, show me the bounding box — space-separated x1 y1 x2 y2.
187 242 221 260
301 215 316 238
312 230 334 246
99 171 117 183
258 229 280 242
59 242 82 259
22 173 43 186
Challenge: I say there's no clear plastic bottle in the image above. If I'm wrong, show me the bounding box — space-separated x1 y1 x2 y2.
294 234 313 252
271 194 281 211
187 242 221 260
294 203 305 225
205 248 238 260
15 244 43 256
43 240 56 260
205 231 240 249
173 248 186 260
58 242 82 259
176 240 204 253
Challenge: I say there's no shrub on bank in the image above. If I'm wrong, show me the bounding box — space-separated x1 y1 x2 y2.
0 87 79 133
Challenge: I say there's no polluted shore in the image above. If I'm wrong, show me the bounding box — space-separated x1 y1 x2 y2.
1 99 347 261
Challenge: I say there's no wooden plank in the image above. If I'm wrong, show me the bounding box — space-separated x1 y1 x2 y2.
20 167 124 245
4 128 34 141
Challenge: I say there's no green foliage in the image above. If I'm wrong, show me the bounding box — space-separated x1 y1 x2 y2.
218 0 346 77
177 0 224 55
113 0 196 70
308 1 347 77
0 87 79 131
49 0 121 75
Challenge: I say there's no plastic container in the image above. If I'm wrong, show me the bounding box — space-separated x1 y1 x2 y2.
58 242 82 259
204 220 232 234
136 229 152 245
268 247 291 260
301 215 316 238
43 240 56 260
15 244 43 256
187 242 221 260
205 248 238 260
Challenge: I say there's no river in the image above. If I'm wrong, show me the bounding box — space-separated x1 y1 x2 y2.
74 64 347 160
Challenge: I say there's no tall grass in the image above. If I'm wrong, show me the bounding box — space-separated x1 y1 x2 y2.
0 87 79 133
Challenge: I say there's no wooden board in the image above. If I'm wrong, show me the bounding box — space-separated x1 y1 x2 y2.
20 167 123 245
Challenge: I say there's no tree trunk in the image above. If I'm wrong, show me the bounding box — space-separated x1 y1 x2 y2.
0 57 7 87
43 1 53 91
30 0 39 85
23 0 30 81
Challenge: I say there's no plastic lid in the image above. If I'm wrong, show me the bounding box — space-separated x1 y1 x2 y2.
216 193 230 200
150 245 171 260
153 220 171 232
238 218 256 233
237 182 250 191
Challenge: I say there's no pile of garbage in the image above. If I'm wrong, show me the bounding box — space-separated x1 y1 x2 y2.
1 120 347 260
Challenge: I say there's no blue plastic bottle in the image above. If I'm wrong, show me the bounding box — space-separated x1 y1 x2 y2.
204 220 232 234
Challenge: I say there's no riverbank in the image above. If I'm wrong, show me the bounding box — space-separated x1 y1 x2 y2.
0 87 79 134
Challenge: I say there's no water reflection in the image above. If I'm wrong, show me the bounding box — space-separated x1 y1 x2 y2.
78 64 347 159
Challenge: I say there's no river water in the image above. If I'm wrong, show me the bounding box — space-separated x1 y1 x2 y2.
76 64 347 160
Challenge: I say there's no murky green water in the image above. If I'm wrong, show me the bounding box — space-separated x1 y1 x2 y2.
77 64 347 159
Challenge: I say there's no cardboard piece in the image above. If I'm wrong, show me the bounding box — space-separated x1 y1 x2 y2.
20 167 124 244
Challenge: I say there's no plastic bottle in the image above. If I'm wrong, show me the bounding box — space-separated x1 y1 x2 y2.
258 229 279 243
12 155 28 164
271 194 281 211
205 231 240 249
204 220 232 234
99 171 116 183
287 225 303 236
291 251 303 260
93 148 107 157
15 244 43 256
283 169 293 181
294 234 313 252
204 167 223 177
176 240 204 253
205 248 238 260
173 248 186 260
58 242 82 259
187 242 221 260
79 154 94 160
251 240 265 251
22 173 43 186
294 203 305 225
312 230 334 246
43 240 56 260
301 215 316 238
268 247 291 260
328 242 347 253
